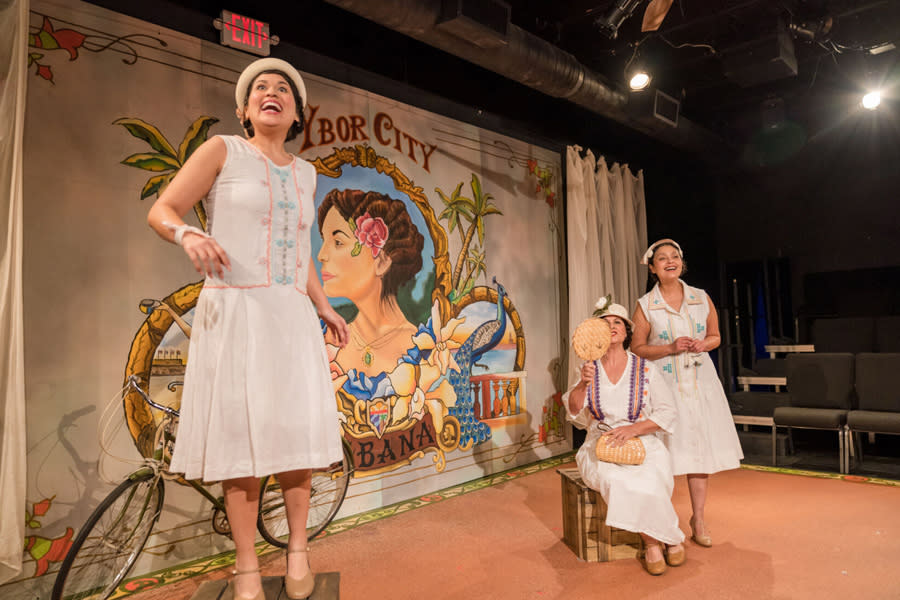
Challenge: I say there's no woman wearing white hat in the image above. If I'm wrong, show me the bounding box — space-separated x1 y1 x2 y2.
566 297 685 575
631 239 743 548
148 57 348 600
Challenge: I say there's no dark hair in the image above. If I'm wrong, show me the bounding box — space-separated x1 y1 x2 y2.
317 189 424 301
602 316 633 350
241 70 305 142
645 241 688 290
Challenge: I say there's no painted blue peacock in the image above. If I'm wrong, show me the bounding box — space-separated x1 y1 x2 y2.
448 277 509 446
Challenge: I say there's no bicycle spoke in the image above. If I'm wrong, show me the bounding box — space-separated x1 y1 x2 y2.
52 473 164 600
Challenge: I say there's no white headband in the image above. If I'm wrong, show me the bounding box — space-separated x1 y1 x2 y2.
641 238 683 265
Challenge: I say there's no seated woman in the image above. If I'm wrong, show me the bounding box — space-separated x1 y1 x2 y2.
565 299 685 575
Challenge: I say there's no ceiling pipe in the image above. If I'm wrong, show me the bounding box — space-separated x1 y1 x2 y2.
321 0 732 160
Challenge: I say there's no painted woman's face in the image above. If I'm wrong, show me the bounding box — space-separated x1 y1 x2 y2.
649 244 683 281
318 207 380 300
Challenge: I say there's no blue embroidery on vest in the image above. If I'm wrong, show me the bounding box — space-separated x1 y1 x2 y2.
658 331 670 341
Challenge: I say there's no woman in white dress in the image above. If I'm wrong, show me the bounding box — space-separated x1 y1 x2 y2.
631 239 743 548
566 300 685 575
148 58 348 600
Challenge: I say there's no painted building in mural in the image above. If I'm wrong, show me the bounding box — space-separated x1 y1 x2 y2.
8 0 567 596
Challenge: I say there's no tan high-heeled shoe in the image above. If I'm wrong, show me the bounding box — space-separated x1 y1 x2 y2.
638 541 667 576
285 547 316 600
664 543 686 566
231 566 265 600
690 518 712 547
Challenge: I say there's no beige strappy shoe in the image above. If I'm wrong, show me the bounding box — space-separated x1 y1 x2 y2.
231 566 265 600
285 547 315 600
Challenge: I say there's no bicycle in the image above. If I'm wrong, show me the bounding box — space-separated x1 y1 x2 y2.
52 369 353 600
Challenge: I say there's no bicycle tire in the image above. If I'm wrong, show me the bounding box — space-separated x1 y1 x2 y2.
51 470 164 600
257 444 352 547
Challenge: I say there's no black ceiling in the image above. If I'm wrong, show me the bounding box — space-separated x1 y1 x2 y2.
91 0 900 169
508 0 900 141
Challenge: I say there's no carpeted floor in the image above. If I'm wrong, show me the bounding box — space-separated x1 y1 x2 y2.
119 457 900 600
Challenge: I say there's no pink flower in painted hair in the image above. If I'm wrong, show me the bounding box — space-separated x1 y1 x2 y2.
354 212 389 257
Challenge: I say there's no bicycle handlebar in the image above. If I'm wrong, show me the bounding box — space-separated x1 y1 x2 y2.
125 375 180 418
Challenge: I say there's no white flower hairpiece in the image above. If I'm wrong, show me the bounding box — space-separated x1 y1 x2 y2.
594 294 611 312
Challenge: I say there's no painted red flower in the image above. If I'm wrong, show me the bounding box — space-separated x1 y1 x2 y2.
25 527 73 576
33 17 86 60
527 159 537 174
546 192 556 208
354 212 389 257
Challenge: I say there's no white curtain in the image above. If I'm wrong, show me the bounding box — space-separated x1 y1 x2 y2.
565 146 647 382
0 0 28 584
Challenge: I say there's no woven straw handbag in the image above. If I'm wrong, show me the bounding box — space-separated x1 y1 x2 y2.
593 423 646 465
572 317 611 361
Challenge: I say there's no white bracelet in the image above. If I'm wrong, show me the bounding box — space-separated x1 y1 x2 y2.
163 221 211 246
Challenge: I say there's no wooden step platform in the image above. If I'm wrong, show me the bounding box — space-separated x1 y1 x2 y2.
190 573 339 600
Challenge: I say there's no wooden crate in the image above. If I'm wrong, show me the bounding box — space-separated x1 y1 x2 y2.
558 468 641 562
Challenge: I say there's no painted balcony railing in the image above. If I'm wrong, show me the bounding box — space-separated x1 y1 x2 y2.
468 371 526 420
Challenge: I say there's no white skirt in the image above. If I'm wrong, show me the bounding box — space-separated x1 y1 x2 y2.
169 286 344 482
662 357 744 475
576 431 685 545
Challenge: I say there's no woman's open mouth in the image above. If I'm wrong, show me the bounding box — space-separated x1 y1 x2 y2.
261 100 282 113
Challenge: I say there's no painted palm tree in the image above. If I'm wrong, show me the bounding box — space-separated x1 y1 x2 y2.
435 181 472 250
437 174 502 302
458 246 487 299
115 116 218 229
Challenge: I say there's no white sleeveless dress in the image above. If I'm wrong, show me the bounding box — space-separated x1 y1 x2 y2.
169 135 344 482
637 281 743 475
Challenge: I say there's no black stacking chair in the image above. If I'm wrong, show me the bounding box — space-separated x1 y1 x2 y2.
810 317 876 353
874 317 900 352
773 353 855 473
848 353 900 469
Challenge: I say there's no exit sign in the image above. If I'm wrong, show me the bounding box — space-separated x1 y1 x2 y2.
217 10 275 56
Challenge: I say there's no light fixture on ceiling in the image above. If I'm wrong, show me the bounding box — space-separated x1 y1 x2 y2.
861 91 881 110
595 0 645 40
629 70 652 90
624 38 652 92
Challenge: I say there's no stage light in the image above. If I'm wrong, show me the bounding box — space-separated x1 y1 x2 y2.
629 71 651 90
595 0 644 40
861 91 881 110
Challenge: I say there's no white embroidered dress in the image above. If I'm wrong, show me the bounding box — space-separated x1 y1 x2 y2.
565 352 685 545
636 281 743 475
170 135 344 482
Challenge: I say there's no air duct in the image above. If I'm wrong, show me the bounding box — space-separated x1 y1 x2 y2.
322 0 731 160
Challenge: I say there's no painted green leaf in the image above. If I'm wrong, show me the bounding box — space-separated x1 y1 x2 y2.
122 153 180 172
177 116 220 163
113 118 178 158
140 172 176 199
37 31 59 51
351 242 362 256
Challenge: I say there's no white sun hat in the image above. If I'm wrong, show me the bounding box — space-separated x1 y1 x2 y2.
592 294 633 327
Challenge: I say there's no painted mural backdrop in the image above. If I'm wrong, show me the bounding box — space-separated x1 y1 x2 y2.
11 0 566 596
